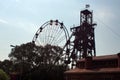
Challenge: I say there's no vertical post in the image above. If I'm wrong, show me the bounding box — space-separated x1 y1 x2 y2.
117 53 120 68
85 56 93 69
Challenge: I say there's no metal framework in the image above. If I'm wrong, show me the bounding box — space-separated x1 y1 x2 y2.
32 6 97 69
32 20 69 47
71 8 96 58
32 20 70 65
63 7 97 68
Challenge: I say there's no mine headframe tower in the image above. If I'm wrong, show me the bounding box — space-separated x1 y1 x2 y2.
65 6 97 68
71 7 96 58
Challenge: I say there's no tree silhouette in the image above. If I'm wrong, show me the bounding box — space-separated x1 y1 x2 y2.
0 59 13 74
9 42 67 80
0 69 10 80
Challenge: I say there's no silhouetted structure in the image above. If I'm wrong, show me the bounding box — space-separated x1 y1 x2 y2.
63 5 96 68
65 53 120 80
70 7 96 59
64 5 120 80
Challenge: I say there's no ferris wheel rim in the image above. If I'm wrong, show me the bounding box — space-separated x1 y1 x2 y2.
32 20 69 47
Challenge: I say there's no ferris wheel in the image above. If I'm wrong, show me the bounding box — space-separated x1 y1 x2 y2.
32 20 69 47
32 20 71 65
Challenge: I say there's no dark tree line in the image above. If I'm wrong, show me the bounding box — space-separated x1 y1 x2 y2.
0 42 68 80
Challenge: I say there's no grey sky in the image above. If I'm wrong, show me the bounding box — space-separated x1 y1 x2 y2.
0 0 120 60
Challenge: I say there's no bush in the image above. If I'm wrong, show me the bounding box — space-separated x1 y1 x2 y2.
0 69 9 80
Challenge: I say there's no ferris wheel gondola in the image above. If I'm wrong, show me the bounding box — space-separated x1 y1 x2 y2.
32 20 69 47
32 20 72 65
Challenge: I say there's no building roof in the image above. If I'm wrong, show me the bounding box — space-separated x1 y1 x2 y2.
65 67 120 74
65 54 120 74
93 54 118 60
77 54 118 62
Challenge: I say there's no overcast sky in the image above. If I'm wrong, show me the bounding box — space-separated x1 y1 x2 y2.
0 0 120 61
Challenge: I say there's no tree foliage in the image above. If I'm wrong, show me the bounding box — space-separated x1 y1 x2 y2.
9 42 64 68
0 69 10 80
8 42 67 80
0 60 13 74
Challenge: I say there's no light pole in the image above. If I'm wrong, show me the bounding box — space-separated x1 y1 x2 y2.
10 45 16 47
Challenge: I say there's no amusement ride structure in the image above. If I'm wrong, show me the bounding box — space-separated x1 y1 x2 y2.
32 20 69 47
32 5 97 68
32 20 70 65
31 5 120 80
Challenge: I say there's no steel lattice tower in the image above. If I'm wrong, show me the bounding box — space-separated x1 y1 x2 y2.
70 7 97 60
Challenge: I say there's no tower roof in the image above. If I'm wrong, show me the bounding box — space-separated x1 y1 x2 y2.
81 9 92 15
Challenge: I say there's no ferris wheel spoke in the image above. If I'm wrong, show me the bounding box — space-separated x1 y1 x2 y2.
55 36 66 45
52 29 64 43
48 25 56 45
32 20 70 65
49 25 61 45
43 26 48 44
46 26 53 45
35 39 41 46
47 30 51 44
